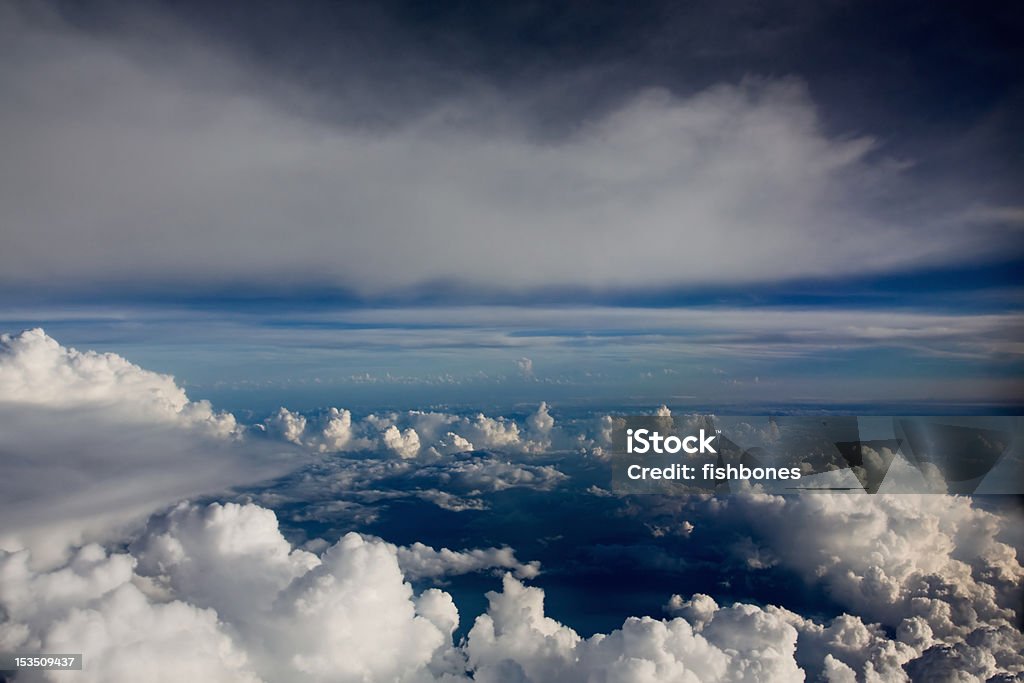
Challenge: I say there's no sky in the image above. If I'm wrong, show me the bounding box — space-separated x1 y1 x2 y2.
0 0 1022 413
2 3 1024 682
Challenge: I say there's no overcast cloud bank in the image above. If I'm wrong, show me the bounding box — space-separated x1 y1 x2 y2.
2 5 1021 298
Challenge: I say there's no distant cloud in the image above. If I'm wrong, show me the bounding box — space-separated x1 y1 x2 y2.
260 402 563 461
382 424 422 459
391 540 540 581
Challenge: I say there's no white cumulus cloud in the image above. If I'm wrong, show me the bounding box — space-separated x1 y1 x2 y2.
0 329 299 567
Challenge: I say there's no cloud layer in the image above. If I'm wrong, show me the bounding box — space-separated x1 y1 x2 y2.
6 495 1020 681
2 331 1022 681
2 5 1020 297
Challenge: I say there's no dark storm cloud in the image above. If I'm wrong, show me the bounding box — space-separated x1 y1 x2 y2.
1 0 1021 298
66 0 1023 135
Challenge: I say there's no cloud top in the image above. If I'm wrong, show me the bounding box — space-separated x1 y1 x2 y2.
0 329 297 565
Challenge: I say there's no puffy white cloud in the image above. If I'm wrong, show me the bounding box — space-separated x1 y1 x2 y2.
468 574 807 683
0 543 261 683
0 544 136 630
256 533 456 682
527 403 553 435
4 486 1023 682
130 502 320 625
463 413 525 450
637 488 1024 680
691 492 1024 680
822 655 858 683
403 412 463 450
383 424 423 459
262 403 563 458
0 328 235 433
598 415 619 446
319 407 357 451
39 499 860 683
392 542 540 581
777 609 919 681
41 584 263 683
265 406 307 445
466 574 582 680
265 406 372 453
421 404 558 455
721 493 1023 630
4 501 474 682
0 329 297 567
523 402 555 453
439 432 475 454
664 593 719 631
696 602 804 682
664 591 1015 682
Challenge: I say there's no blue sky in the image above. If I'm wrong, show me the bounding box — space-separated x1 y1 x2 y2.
3 292 1020 415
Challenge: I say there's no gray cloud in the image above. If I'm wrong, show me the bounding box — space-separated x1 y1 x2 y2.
2 6 1020 298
